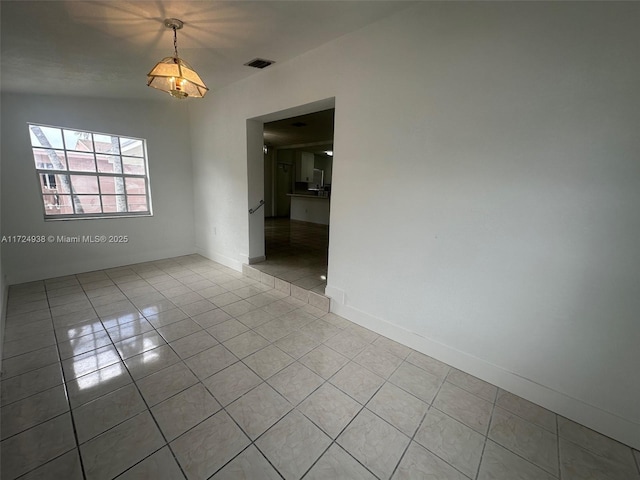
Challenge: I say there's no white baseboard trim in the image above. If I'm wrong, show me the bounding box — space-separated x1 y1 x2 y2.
196 247 243 273
328 298 640 450
5 247 196 285
324 285 345 305
248 255 266 265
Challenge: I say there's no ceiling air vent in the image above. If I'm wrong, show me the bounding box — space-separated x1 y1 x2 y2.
244 58 275 69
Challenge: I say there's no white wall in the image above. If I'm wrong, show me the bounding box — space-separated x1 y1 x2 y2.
0 93 196 284
189 2 640 448
246 120 265 264
264 148 275 218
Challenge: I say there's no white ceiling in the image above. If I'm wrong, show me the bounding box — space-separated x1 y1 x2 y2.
0 1 413 101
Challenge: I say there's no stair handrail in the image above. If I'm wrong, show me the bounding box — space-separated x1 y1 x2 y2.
249 200 265 214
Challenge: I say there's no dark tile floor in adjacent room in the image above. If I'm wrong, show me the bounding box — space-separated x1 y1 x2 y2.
251 218 328 294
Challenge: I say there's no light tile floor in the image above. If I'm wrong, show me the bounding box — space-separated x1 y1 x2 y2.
1 254 639 479
252 218 328 294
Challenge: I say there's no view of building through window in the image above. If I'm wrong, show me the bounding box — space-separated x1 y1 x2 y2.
28 124 152 219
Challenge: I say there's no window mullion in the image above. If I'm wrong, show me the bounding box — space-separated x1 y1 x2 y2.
69 174 77 215
91 133 99 173
97 172 105 215
29 124 151 219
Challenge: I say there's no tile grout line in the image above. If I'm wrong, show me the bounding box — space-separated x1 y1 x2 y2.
0 385 66 441
196 308 400 479
36 266 198 478
0 357 60 406
390 373 476 480
472 386 498 480
10 255 635 479
292 403 376 479
484 409 562 479
12 282 430 476
556 414 562 480
263 221 537 478
490 390 558 436
104 274 192 480
4 412 75 478
158 265 289 479
295 442 343 480
387 404 430 480
290 327 440 478
205 353 316 478
6 263 454 479
78 262 239 477
48 279 89 480
299 361 413 479
120 262 296 479
487 391 564 478
207 442 286 480
308 354 407 479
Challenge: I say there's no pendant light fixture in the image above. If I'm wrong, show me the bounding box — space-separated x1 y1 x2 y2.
147 18 209 99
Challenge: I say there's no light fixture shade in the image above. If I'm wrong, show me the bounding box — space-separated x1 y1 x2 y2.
147 56 209 99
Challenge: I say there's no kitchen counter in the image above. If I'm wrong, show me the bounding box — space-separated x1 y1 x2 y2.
287 193 330 199
288 193 330 225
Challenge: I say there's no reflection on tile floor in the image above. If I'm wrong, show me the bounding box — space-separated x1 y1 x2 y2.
252 218 328 294
1 254 639 479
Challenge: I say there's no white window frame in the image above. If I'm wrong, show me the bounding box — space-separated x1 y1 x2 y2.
28 123 153 220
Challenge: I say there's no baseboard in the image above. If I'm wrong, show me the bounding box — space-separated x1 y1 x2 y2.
195 247 243 273
5 247 196 285
328 298 640 450
248 255 266 265
324 285 345 305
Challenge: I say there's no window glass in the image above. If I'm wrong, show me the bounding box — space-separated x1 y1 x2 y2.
33 148 67 170
125 177 146 195
29 125 64 149
67 152 96 172
76 195 102 214
120 138 144 157
94 134 120 154
127 196 148 212
96 154 122 173
28 124 152 219
64 130 93 152
43 195 74 215
122 156 145 175
102 195 127 213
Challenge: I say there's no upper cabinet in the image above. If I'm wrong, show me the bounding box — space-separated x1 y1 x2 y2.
295 152 315 182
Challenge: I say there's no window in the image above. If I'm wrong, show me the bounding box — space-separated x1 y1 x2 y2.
28 124 153 219
42 174 57 189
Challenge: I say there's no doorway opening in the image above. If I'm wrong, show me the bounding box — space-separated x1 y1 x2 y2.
246 100 334 295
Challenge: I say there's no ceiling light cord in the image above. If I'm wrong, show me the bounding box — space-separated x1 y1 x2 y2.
173 26 179 59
